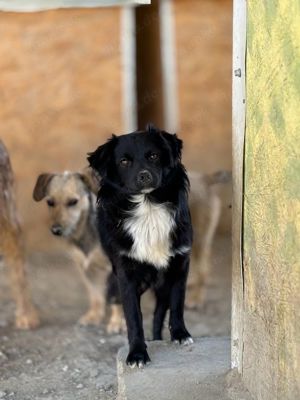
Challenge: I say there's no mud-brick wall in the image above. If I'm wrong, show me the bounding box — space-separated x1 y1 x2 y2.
173 0 232 232
0 8 123 252
243 1 300 399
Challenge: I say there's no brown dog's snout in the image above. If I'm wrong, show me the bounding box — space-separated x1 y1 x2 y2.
51 224 63 236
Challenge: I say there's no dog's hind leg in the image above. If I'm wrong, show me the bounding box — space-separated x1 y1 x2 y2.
0 140 39 329
196 194 221 303
153 287 170 340
3 230 39 329
187 194 221 308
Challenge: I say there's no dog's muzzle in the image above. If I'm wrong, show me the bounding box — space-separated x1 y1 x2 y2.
137 170 153 188
51 224 63 236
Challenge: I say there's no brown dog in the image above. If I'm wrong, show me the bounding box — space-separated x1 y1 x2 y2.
187 170 231 308
0 140 39 329
33 171 124 333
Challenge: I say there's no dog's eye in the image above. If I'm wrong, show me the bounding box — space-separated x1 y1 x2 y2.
67 198 78 207
120 158 130 166
47 199 55 207
148 152 159 161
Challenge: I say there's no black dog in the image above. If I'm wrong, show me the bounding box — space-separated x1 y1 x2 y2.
88 125 193 367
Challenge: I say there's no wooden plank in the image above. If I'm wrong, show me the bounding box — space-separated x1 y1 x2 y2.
0 0 150 12
159 0 179 133
135 0 164 128
231 0 246 371
121 6 137 132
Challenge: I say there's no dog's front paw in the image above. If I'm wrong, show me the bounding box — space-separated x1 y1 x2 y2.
107 315 126 334
78 309 104 326
106 304 126 334
126 347 151 369
175 336 194 345
171 327 193 345
15 307 40 330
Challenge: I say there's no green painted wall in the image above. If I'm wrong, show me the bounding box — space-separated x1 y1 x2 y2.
244 1 300 399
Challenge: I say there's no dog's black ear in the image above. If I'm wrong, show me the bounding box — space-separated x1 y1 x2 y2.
33 173 54 201
161 131 183 165
146 123 158 134
87 135 117 177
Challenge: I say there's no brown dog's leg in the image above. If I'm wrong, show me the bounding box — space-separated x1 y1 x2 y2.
0 140 39 329
6 244 39 330
73 255 106 326
107 304 126 334
2 227 39 329
187 194 221 308
197 194 221 285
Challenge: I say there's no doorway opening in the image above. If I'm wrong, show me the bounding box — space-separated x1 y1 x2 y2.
134 0 233 340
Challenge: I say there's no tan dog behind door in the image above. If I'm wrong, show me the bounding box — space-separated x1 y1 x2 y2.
187 170 232 308
0 140 39 329
33 171 124 334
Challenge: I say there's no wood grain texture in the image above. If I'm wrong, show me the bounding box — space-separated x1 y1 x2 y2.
243 1 300 399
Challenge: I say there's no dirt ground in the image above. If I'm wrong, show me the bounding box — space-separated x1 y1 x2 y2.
0 235 231 400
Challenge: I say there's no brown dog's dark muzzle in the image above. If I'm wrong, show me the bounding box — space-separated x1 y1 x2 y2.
51 224 63 236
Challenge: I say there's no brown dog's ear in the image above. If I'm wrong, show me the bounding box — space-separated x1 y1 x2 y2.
76 169 100 195
33 173 54 201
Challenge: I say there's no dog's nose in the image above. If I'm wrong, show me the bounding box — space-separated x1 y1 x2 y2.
137 170 153 186
51 225 63 236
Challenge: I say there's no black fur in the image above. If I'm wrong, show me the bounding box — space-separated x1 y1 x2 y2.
88 125 193 366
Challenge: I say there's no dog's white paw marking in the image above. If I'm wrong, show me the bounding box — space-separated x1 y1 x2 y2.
182 337 194 345
128 360 150 369
174 337 194 345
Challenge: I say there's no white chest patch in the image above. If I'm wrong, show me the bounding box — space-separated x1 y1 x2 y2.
123 194 176 268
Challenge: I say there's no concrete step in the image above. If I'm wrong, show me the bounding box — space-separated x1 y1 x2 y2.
117 337 253 400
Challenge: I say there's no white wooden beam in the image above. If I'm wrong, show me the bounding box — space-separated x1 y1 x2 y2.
231 0 247 372
0 0 150 12
121 6 137 132
159 0 179 133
